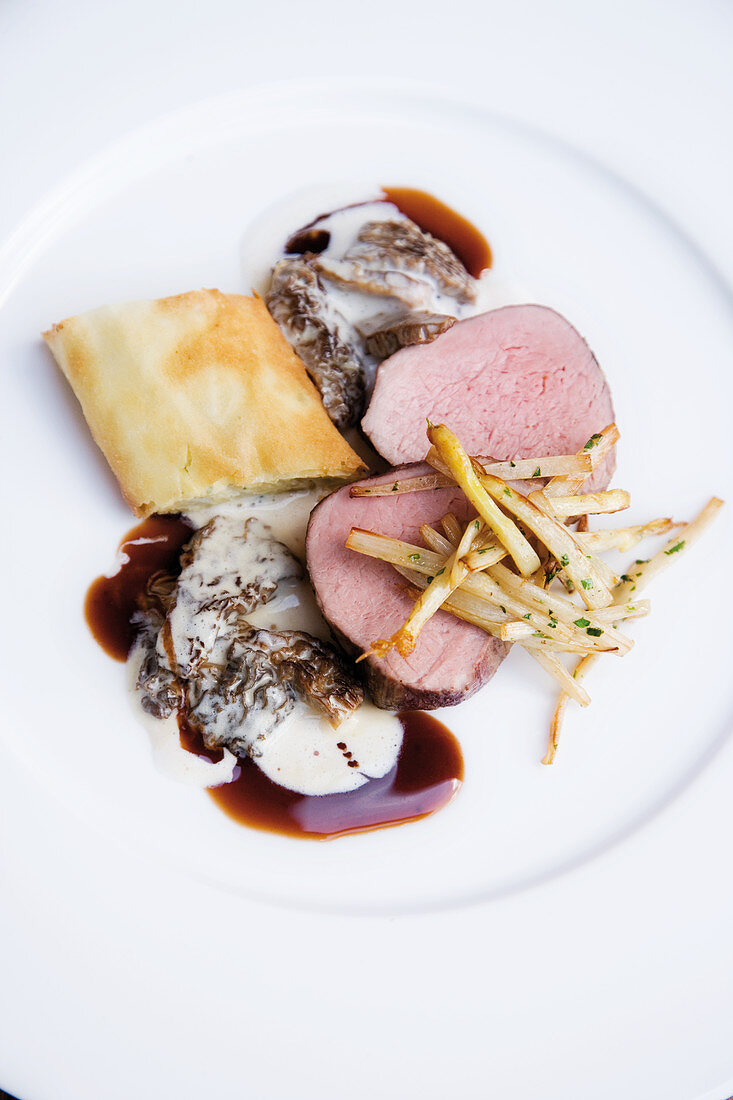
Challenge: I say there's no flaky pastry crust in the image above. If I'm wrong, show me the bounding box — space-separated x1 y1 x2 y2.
44 289 366 516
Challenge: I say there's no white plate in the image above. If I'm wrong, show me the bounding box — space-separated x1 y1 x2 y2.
2 82 733 1099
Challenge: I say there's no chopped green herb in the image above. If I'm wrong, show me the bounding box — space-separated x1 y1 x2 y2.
523 613 532 620
435 568 445 577
426 576 433 583
635 559 649 565
580 578 593 590
620 574 633 583
560 554 569 567
509 460 516 468
532 631 545 638
533 467 541 477
574 617 590 628
408 553 421 563
583 433 603 450
503 488 512 497
474 520 481 530
500 605 506 613
391 483 399 492
664 540 686 556
586 626 603 637
547 619 557 629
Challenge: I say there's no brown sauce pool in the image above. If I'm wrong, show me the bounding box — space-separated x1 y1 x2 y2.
203 710 463 839
178 713 225 764
382 186 492 277
85 514 193 660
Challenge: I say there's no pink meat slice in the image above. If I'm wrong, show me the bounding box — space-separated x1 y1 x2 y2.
306 465 508 711
362 305 616 487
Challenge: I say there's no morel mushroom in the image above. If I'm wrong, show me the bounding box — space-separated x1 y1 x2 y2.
265 201 480 428
266 259 366 430
135 513 364 760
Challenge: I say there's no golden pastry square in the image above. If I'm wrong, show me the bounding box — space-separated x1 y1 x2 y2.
44 289 366 515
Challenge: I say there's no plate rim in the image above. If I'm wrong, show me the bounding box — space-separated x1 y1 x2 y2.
2 75 733 1100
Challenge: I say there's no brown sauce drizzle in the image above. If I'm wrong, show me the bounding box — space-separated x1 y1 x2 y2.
382 186 492 276
178 713 225 764
85 514 193 661
285 226 331 255
86 519 464 838
207 711 463 840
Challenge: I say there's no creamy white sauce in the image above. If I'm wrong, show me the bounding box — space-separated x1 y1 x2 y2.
186 488 330 639
240 184 530 331
186 485 325 560
127 644 238 788
130 488 404 797
256 700 402 797
286 201 474 326
240 182 387 295
304 201 404 262
162 513 299 679
471 269 534 314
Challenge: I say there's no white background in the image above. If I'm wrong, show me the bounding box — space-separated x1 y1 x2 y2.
2 3 733 1099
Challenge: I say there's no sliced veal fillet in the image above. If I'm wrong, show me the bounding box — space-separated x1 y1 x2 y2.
306 465 508 711
361 305 616 489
